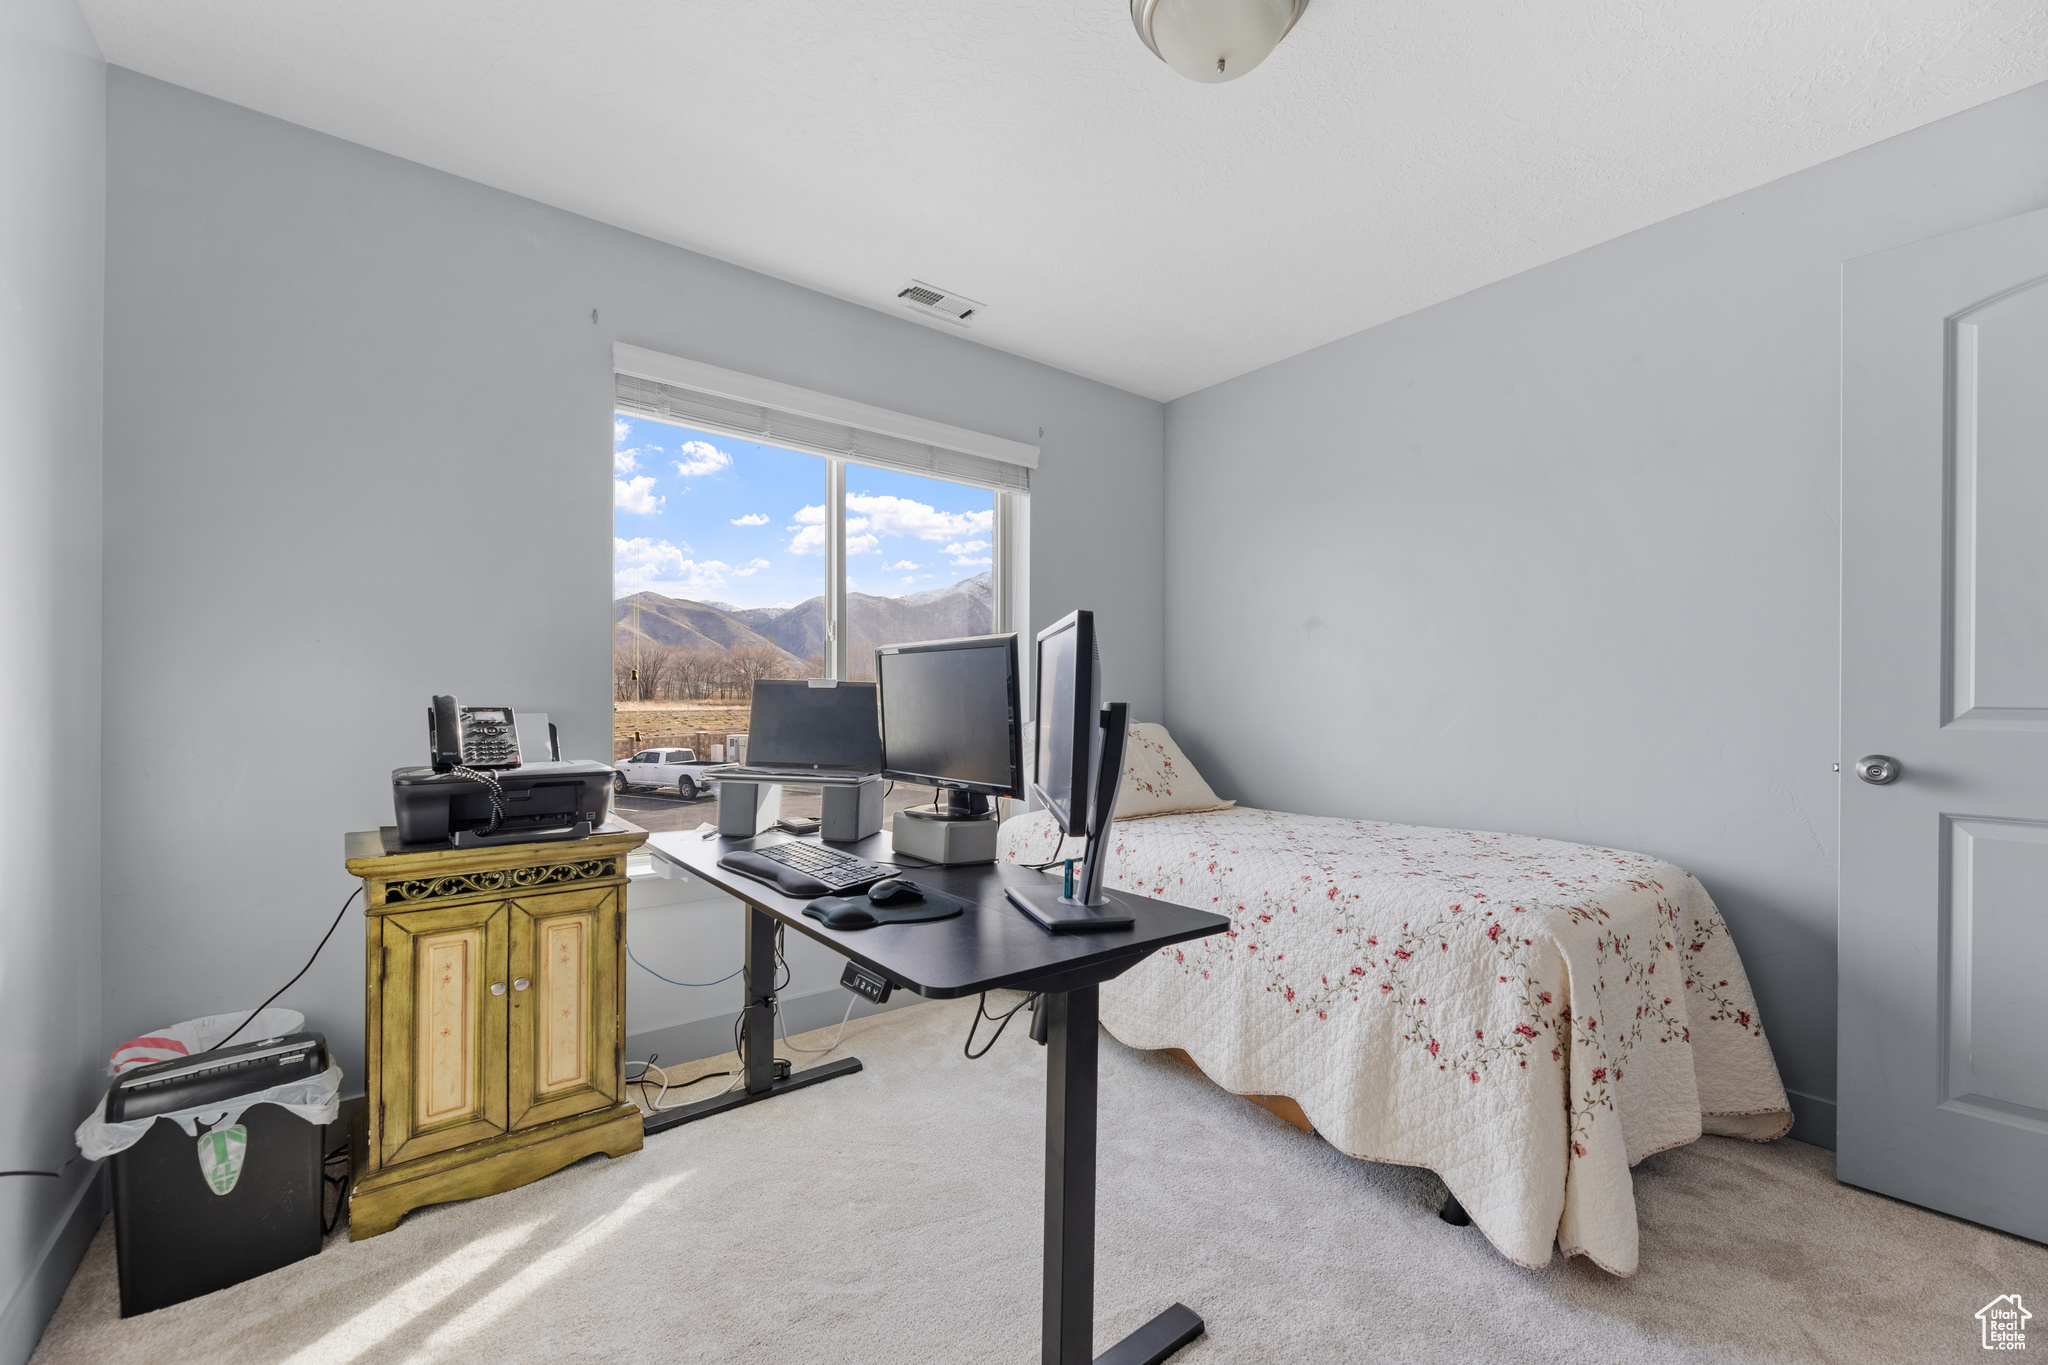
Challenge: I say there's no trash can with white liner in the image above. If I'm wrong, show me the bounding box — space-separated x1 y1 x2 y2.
78 1010 341 1316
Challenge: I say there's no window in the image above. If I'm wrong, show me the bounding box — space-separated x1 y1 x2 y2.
610 351 1034 834
612 415 824 774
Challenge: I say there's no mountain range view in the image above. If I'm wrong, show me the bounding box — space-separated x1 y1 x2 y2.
616 571 993 675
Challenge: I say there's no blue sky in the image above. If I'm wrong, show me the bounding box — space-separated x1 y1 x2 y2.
614 415 993 610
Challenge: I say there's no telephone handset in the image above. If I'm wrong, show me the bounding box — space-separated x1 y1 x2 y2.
428 696 523 773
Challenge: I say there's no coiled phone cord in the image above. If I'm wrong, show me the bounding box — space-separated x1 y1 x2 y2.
453 765 508 836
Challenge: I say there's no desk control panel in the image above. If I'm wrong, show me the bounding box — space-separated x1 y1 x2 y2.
841 961 893 1005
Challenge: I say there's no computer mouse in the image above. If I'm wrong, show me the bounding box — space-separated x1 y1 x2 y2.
818 900 879 929
867 877 923 906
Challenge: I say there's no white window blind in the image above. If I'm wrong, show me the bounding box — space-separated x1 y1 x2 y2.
613 344 1036 494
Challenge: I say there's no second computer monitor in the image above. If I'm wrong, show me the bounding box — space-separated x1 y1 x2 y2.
875 634 1022 816
1030 610 1099 839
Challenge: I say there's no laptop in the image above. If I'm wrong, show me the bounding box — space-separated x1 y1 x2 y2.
721 679 883 779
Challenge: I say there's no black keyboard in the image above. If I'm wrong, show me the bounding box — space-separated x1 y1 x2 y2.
719 842 893 897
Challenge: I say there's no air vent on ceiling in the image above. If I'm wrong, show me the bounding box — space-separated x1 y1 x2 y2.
897 279 984 327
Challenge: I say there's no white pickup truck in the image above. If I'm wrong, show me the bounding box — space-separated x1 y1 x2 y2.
613 748 723 799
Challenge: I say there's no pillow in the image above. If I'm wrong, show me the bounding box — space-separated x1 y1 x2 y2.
1115 722 1234 820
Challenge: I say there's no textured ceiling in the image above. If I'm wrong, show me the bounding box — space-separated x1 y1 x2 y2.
81 1 2048 400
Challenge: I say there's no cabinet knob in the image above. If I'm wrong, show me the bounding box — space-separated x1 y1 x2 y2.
490 981 507 996
513 978 530 991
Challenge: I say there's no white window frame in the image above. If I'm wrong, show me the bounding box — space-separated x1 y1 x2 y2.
613 344 1033 680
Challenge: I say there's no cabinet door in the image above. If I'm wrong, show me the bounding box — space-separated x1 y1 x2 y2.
379 900 510 1166
507 888 622 1130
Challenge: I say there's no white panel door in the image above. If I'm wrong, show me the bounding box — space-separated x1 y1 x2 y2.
1841 205 2048 1239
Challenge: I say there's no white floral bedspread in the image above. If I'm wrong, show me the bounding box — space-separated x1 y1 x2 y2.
999 806 1792 1275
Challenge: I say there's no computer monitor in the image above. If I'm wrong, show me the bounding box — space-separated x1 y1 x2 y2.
1029 609 1099 838
875 634 1022 819
745 679 882 772
1007 610 1134 929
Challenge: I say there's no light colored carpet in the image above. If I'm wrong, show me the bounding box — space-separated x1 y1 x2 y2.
32 996 2045 1364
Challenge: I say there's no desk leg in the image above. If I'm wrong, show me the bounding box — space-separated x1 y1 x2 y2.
641 905 862 1135
743 904 777 1094
1043 986 1097 1364
1043 988 1204 1365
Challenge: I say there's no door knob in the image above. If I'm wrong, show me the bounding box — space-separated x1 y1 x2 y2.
1855 755 1902 785
513 978 530 991
490 981 507 996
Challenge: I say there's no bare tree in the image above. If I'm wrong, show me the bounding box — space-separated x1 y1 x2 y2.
723 644 790 701
615 639 673 702
613 644 639 701
670 649 722 700
652 648 681 700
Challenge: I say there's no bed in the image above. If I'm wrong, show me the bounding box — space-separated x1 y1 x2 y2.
997 792 1793 1276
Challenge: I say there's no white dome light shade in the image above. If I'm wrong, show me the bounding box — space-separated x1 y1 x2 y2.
1131 0 1308 84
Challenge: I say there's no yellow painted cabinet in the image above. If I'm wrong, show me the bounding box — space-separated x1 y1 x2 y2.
508 888 623 1130
345 827 645 1241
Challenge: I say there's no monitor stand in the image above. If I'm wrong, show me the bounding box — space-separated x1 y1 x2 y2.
890 809 1000 865
1007 700 1135 934
1005 883 1135 934
898 786 990 821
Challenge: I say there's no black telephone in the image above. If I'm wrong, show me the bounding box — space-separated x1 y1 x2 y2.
429 696 523 773
397 699 609 850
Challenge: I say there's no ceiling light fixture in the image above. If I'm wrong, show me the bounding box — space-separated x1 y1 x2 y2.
1130 0 1310 83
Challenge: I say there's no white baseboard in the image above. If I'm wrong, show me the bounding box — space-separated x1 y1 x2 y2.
0 1165 105 1365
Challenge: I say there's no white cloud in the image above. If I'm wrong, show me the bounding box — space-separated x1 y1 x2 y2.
952 555 993 568
845 494 992 543
885 559 919 571
901 576 918 586
616 535 691 564
787 506 880 555
614 447 640 474
785 499 987 558
614 475 663 514
731 558 771 577
787 504 826 554
614 537 730 596
614 416 631 447
673 440 733 478
730 513 769 526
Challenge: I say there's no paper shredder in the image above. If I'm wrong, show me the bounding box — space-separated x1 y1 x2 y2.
107 1032 330 1316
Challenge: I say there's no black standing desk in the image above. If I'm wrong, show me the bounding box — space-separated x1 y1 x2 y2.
644 826 1229 1365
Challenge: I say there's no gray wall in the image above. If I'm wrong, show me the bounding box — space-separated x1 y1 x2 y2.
102 71 1164 1094
0 2 106 1358
1161 80 2048 1147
